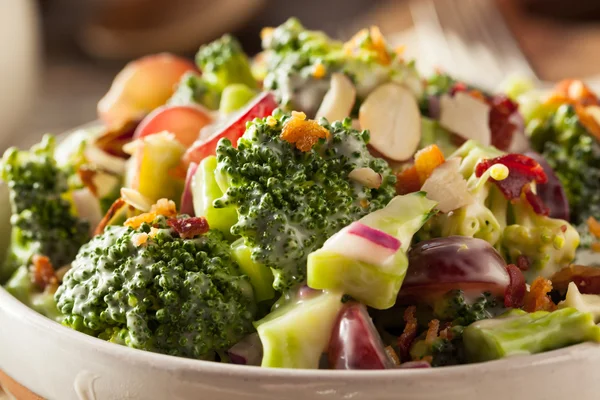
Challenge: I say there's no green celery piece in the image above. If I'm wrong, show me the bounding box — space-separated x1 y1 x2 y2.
192 156 238 237
307 251 406 309
463 307 600 363
255 291 343 369
307 193 437 309
5 265 33 304
231 238 274 302
219 84 256 114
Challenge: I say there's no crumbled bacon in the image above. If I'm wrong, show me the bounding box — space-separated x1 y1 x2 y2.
167 217 210 239
475 153 550 215
94 120 138 159
395 165 421 195
398 306 418 362
523 277 557 312
31 255 57 291
551 264 600 295
424 319 440 345
94 198 126 236
488 95 519 151
281 111 330 152
504 264 526 308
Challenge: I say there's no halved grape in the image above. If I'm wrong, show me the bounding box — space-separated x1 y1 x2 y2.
524 151 570 221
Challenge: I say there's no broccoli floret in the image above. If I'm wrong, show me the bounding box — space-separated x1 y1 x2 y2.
55 216 256 360
214 110 396 290
432 290 498 326
1 135 89 282
528 104 600 237
196 34 257 93
260 18 422 116
169 35 257 110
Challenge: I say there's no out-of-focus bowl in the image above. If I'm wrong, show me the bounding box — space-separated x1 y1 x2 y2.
2 127 600 399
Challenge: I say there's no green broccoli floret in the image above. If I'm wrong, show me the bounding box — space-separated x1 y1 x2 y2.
55 216 256 360
463 307 600 362
196 34 257 93
169 35 257 110
214 110 396 290
261 18 422 116
0 135 89 282
527 104 600 238
432 290 498 326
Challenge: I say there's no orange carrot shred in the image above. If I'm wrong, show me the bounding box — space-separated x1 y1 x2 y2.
523 277 557 312
414 144 445 184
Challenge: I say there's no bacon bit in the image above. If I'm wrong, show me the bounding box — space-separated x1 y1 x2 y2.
94 119 138 159
167 216 210 239
551 265 600 295
398 306 418 362
313 63 326 79
385 346 401 366
588 217 600 238
516 255 530 271
424 319 440 345
94 198 126 235
523 277 557 312
414 144 445 184
31 255 57 291
504 264 526 308
77 166 98 196
475 153 550 215
395 165 421 195
280 111 329 152
488 95 519 151
124 198 178 229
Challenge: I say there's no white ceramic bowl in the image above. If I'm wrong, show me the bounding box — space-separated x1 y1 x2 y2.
1 131 600 400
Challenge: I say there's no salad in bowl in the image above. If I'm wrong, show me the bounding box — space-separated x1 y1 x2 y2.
2 18 600 372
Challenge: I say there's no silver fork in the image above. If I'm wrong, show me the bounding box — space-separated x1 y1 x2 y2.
409 0 540 91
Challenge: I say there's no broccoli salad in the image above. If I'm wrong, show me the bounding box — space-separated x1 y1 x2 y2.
3 18 600 369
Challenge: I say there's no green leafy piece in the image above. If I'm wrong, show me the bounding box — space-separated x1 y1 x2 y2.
1 135 89 282
231 238 275 302
255 290 343 368
192 155 238 238
55 217 256 360
463 307 600 362
307 193 437 309
214 110 396 290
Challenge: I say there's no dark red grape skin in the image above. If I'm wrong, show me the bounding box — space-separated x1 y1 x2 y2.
399 236 509 304
328 302 393 370
524 151 570 221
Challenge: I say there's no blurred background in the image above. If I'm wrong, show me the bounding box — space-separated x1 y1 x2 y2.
5 0 600 149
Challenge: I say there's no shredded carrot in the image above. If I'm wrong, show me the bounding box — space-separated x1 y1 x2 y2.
396 165 421 195
414 144 445 184
77 167 98 196
280 111 329 152
313 63 326 79
343 26 392 65
95 198 126 236
588 217 600 238
425 319 440 345
523 277 557 312
124 199 177 229
551 79 599 106
31 255 57 291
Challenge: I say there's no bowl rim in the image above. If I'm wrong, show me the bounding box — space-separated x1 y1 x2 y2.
2 122 600 381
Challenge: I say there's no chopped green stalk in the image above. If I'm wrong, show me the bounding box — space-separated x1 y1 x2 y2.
420 117 457 157
231 238 275 302
192 156 238 237
307 193 437 309
219 84 257 114
463 307 600 362
255 291 343 368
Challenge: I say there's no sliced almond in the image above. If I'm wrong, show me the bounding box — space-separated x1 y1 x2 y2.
421 157 473 213
348 167 382 189
84 144 127 175
439 92 491 146
359 83 421 161
120 187 153 212
315 73 356 122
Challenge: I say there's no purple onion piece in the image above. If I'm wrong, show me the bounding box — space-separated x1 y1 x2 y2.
399 360 432 369
227 333 263 366
427 95 441 120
